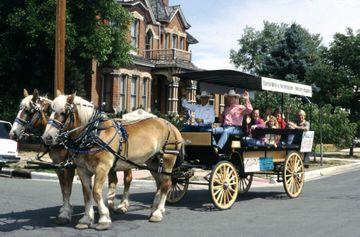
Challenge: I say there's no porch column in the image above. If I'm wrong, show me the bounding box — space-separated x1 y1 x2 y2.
186 80 197 104
168 76 180 114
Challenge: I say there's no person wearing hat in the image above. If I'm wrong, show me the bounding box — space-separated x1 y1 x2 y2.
213 89 253 151
181 91 215 131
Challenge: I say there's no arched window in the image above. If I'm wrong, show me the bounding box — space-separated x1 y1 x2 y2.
145 30 153 58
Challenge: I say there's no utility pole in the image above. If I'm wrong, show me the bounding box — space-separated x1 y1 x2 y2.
54 0 66 96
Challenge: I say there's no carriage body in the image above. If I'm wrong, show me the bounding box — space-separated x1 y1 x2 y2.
167 70 314 209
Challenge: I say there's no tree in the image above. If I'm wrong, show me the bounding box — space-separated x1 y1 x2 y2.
0 0 132 121
261 23 323 82
230 21 287 74
306 28 360 133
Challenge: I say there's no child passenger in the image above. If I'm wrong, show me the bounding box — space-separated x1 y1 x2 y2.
264 115 281 147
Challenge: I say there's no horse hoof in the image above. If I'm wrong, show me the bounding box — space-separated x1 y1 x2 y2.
149 214 163 223
75 223 90 230
53 217 70 225
115 203 129 214
96 222 111 231
115 206 128 214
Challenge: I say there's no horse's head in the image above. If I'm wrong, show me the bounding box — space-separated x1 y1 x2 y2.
9 89 51 141
42 91 93 146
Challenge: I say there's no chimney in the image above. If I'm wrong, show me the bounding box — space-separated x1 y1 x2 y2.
162 0 169 6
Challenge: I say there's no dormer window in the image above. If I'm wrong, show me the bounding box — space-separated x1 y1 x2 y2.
131 19 139 49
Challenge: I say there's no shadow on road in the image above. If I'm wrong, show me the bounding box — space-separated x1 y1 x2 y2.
119 189 288 213
0 205 148 232
0 189 288 232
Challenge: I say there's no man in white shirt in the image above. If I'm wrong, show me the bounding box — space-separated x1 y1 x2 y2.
181 91 215 131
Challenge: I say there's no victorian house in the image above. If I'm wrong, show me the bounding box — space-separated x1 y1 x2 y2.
89 0 200 115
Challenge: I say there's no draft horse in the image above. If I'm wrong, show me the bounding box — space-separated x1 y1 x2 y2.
9 89 132 224
9 89 75 224
42 92 184 230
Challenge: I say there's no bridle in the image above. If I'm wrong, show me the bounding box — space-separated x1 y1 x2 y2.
47 102 96 142
15 100 44 132
47 102 76 131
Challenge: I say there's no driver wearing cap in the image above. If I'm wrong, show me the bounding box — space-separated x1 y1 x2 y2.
181 91 215 131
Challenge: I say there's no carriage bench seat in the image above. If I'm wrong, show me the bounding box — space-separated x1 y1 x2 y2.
181 131 212 146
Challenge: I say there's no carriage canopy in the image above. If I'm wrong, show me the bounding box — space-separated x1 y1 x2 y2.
175 69 312 97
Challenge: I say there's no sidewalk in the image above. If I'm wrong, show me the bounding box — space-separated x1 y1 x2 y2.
2 156 360 189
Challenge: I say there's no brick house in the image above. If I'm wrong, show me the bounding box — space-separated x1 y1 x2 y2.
89 0 200 115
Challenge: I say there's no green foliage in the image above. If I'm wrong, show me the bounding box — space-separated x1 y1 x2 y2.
306 29 360 133
230 21 287 74
152 110 184 130
0 0 132 121
261 23 323 82
310 104 357 148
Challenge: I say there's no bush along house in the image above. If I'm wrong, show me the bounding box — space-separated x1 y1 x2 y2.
89 0 201 116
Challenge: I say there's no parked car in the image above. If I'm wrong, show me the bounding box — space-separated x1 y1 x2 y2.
0 120 19 165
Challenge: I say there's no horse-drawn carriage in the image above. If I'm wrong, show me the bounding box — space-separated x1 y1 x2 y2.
167 70 315 209
8 70 314 229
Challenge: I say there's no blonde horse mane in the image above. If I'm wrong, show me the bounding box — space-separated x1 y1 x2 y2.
52 95 95 126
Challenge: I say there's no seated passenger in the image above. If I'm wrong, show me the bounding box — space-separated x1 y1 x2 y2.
287 109 310 144
245 108 266 146
264 115 281 147
287 109 311 167
181 91 215 132
213 90 253 152
263 106 273 123
274 107 287 129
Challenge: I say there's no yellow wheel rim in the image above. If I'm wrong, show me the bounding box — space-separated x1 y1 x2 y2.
210 161 239 209
283 152 304 198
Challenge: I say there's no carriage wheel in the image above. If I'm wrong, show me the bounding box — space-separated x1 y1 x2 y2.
209 161 239 210
238 174 253 194
283 152 305 198
166 178 189 204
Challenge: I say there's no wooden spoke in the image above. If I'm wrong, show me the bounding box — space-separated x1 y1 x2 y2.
209 161 239 210
167 178 189 204
238 174 253 194
283 152 304 198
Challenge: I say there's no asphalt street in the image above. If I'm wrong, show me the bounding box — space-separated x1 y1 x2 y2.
1 169 360 237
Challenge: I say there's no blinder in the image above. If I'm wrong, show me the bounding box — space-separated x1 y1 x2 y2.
15 100 42 130
48 102 76 132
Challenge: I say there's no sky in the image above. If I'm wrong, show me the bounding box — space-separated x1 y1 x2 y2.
170 0 360 70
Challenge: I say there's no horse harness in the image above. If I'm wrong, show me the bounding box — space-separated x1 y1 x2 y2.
49 104 181 176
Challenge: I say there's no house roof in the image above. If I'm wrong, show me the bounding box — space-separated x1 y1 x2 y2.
117 0 157 24
165 5 191 29
119 0 190 29
186 32 198 44
147 0 169 22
